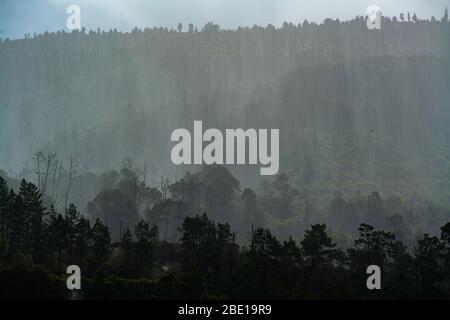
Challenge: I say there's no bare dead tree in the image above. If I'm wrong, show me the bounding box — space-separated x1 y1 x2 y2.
55 162 64 205
33 151 44 189
51 158 60 200
64 157 77 209
41 153 58 196
160 177 169 200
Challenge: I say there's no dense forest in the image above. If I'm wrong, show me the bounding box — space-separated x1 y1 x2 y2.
0 171 450 299
1 12 450 206
1 11 450 299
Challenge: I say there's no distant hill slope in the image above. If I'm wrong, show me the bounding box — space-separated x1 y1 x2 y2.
1 17 449 205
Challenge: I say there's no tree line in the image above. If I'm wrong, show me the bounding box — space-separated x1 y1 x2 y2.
1 174 450 299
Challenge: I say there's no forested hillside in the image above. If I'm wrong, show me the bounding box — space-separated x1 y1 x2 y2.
1 13 450 207
1 12 450 256
0 11 450 299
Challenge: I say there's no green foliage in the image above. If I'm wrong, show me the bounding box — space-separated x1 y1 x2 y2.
0 173 450 299
1 13 450 299
179 213 234 275
301 224 338 268
414 234 446 298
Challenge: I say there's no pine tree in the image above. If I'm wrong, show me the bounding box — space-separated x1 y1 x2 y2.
19 180 46 261
348 223 397 276
91 219 111 269
47 205 68 275
0 177 10 255
414 234 445 297
9 194 25 257
74 215 92 269
134 220 158 275
120 229 134 275
64 204 81 258
301 224 338 268
440 223 450 292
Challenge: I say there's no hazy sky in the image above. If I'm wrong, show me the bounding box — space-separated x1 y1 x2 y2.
1 0 449 39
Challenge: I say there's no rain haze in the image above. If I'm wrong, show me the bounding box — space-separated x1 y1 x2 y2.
1 0 450 301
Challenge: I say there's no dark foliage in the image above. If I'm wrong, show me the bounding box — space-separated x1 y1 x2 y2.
1 175 450 299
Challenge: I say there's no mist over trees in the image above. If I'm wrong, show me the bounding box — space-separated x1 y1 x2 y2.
0 11 450 299
1 12 450 206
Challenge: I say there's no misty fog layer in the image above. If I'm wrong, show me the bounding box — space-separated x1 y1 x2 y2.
1 15 450 212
